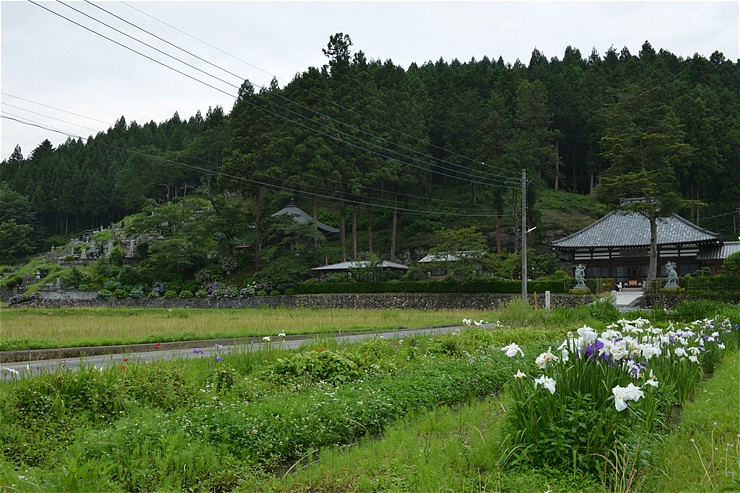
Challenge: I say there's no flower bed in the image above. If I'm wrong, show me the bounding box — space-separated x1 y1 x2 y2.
502 317 739 478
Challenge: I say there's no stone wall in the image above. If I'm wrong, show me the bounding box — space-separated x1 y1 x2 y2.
637 294 699 310
17 292 590 310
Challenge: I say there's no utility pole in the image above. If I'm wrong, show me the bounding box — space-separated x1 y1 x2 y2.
521 169 527 305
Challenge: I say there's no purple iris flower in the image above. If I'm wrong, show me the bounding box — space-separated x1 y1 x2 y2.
583 339 605 362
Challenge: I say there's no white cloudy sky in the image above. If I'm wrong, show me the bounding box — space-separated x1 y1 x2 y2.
1 1 738 159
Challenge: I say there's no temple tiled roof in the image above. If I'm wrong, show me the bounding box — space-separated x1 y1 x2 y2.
312 260 408 271
696 241 740 261
551 211 720 250
271 200 340 234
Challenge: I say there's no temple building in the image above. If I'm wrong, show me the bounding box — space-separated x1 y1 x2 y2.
271 199 340 234
551 210 736 287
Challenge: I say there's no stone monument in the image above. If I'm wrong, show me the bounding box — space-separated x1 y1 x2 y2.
664 261 679 289
574 264 587 290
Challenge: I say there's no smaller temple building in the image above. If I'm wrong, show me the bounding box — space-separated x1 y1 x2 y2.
551 211 733 287
271 199 340 234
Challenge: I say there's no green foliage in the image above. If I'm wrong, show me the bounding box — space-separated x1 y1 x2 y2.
723 251 740 275
294 278 569 294
686 274 740 294
426 226 487 280
270 348 363 385
0 219 34 263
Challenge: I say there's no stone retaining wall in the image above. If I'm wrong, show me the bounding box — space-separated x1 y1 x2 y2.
17 292 590 310
637 294 699 310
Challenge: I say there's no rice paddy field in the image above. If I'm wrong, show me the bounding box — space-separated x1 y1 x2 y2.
0 307 488 351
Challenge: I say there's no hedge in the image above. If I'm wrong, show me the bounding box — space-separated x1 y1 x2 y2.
685 275 740 294
294 279 570 295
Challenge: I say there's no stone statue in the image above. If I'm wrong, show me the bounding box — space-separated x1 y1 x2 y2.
574 264 587 289
664 261 679 289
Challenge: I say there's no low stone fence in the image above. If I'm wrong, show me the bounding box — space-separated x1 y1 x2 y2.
637 294 699 310
16 292 590 310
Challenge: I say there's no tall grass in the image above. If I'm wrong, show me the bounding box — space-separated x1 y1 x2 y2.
0 307 486 350
642 350 740 492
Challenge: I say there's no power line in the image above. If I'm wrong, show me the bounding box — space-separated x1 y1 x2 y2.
2 102 101 134
33 0 518 189
3 114 518 219
118 1 521 183
4 99 516 212
75 0 519 186
1 92 112 125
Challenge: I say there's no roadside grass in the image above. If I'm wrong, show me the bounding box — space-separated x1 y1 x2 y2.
640 349 740 492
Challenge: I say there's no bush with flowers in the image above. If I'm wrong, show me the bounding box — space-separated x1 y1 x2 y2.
501 316 738 478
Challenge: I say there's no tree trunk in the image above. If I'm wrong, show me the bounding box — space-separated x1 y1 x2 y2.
646 211 658 293
352 205 357 260
512 194 520 253
311 195 318 228
367 203 373 254
339 195 346 261
254 187 261 270
554 138 559 190
390 195 398 260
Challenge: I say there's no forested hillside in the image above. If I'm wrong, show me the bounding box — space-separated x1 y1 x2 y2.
1 37 738 268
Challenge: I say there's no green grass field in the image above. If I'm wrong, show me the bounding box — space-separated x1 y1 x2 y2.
0 307 487 351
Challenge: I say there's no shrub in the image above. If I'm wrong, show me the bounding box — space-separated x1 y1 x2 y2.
284 288 295 296
103 280 121 291
179 290 193 299
270 289 280 296
163 290 178 299
96 289 112 300
724 251 740 275
113 289 128 300
257 289 268 296
293 279 569 295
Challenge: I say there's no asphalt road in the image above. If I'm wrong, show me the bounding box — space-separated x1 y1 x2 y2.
1 325 469 381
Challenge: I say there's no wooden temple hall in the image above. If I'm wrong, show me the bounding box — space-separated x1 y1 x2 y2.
551 211 739 287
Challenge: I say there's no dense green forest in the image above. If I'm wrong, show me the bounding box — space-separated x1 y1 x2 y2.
1 37 738 277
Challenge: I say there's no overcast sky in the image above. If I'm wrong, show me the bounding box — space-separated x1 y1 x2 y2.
1 1 738 160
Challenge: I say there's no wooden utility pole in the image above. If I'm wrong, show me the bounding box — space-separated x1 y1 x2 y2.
522 169 528 305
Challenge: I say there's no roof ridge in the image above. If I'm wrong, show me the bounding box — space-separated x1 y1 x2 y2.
550 210 622 245
668 213 720 238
